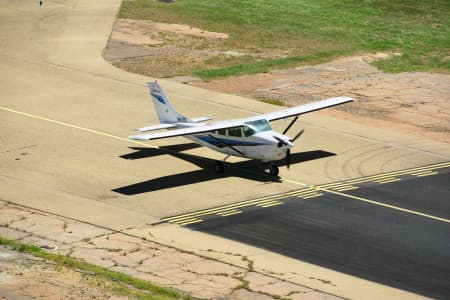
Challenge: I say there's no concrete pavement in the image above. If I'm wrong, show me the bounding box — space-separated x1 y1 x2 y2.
1 0 449 299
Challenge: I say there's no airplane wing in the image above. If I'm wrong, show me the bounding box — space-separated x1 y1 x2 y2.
129 120 245 141
258 97 353 122
129 96 353 141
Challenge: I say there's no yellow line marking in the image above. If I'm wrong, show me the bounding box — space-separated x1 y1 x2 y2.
167 216 197 223
280 177 450 223
411 170 434 175
377 178 401 184
179 219 203 226
372 174 402 181
163 194 285 221
0 106 157 149
167 186 318 220
316 188 450 223
350 174 397 184
219 210 242 217
334 186 358 191
302 193 323 199
258 200 282 206
256 198 284 205
165 163 449 223
168 217 199 223
417 172 438 177
261 202 283 208
345 162 450 184
330 184 355 188
411 170 438 176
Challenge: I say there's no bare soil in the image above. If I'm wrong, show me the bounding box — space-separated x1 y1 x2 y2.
104 19 450 144
105 19 287 78
0 247 127 300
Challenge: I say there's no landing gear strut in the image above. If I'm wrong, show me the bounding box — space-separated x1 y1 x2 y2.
214 155 229 173
269 164 279 177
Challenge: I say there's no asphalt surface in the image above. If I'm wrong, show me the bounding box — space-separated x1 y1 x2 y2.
180 165 450 299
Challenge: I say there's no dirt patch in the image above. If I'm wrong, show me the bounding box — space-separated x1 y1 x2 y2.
104 19 287 77
192 55 450 143
0 246 127 300
104 19 450 143
112 18 228 46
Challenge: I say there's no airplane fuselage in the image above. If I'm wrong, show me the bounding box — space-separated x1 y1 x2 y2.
186 129 292 162
129 81 353 175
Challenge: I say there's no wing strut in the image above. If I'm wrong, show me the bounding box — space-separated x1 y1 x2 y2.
207 135 244 155
282 116 299 135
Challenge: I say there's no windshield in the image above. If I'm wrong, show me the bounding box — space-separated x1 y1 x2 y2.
244 119 272 137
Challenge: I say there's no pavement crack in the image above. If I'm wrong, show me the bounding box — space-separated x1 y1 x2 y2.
308 277 336 287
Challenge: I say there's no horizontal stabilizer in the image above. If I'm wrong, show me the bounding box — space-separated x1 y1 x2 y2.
135 123 176 132
129 119 245 141
191 116 212 123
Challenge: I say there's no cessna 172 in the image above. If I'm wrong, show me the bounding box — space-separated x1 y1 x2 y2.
129 82 353 176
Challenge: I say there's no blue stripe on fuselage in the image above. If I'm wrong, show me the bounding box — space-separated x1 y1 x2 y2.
195 135 270 148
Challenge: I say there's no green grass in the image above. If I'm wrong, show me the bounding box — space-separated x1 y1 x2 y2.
0 236 190 300
194 50 349 80
260 98 285 106
119 0 450 78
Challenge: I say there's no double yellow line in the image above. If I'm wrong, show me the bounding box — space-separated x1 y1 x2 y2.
317 161 450 191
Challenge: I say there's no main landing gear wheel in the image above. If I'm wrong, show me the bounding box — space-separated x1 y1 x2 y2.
214 161 224 173
269 165 279 177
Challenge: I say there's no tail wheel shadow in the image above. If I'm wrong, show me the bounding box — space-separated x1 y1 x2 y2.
112 144 335 195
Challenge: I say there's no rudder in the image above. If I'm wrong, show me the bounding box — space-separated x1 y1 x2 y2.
147 81 187 124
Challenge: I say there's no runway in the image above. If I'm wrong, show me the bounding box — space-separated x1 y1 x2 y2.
164 164 450 298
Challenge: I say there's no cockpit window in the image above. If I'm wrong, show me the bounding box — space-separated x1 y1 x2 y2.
243 125 256 137
244 119 272 137
228 127 242 137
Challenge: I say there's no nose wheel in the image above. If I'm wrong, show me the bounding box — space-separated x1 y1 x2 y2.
269 165 279 177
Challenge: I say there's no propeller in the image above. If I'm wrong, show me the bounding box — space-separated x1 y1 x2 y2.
273 136 291 148
285 129 304 170
290 128 305 143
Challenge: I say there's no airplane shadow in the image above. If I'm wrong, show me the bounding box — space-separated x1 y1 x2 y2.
112 144 335 195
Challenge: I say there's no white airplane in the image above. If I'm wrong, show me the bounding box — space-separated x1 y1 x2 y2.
129 82 353 176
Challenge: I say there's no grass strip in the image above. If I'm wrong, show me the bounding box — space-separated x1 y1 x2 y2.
193 50 349 80
0 236 191 300
120 0 450 76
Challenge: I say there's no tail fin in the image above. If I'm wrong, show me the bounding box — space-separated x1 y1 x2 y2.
147 81 188 124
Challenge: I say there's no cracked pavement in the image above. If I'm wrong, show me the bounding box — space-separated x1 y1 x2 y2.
0 200 342 300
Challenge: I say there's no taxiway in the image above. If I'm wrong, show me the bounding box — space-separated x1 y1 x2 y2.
1 1 449 299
